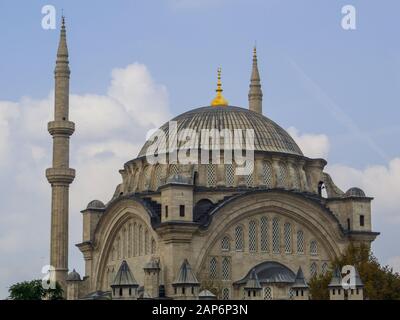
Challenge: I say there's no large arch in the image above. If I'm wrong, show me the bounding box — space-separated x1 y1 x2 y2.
91 197 158 291
192 191 347 275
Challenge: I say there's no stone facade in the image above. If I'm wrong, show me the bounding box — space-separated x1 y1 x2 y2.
48 20 378 300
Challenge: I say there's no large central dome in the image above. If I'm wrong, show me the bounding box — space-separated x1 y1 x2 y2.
138 106 303 158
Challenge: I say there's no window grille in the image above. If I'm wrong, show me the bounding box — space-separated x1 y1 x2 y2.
209 258 217 279
297 230 304 254
264 287 272 300
310 240 318 255
222 288 230 300
310 262 317 277
249 220 257 252
277 163 287 187
322 262 328 275
169 164 179 176
154 165 164 189
221 236 230 252
225 164 235 187
288 288 295 299
245 162 254 187
272 218 280 253
235 226 244 251
222 257 231 280
284 223 292 253
206 164 217 187
262 161 273 188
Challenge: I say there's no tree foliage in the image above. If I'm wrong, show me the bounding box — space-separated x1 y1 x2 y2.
8 279 64 300
310 244 400 300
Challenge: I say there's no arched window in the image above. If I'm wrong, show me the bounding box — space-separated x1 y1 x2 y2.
142 166 152 190
169 164 179 176
206 164 217 187
310 262 317 277
116 236 121 260
292 167 300 190
222 288 230 300
262 161 273 188
138 225 143 256
277 163 287 187
221 236 230 252
122 228 127 258
128 223 132 257
144 230 149 255
284 223 292 253
153 165 165 190
296 230 304 254
209 257 217 279
264 287 272 300
272 217 280 253
288 288 295 300
225 164 235 187
133 222 137 256
245 162 254 187
222 257 231 280
235 225 244 251
310 240 318 255
151 238 156 254
260 216 269 252
321 262 328 275
248 220 257 252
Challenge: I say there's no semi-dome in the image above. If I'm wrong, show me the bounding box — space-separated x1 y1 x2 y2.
138 106 303 158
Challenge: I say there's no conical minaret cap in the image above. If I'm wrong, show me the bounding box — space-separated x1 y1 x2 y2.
55 16 70 75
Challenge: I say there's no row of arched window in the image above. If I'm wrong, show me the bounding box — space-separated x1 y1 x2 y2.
221 217 319 255
109 221 156 262
125 158 305 192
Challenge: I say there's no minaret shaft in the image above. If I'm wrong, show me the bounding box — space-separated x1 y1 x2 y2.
46 18 75 289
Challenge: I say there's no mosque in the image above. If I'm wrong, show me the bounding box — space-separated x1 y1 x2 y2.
46 19 378 300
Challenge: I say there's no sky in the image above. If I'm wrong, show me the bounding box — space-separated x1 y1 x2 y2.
0 0 399 298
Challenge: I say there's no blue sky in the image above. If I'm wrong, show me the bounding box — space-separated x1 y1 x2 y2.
0 0 399 298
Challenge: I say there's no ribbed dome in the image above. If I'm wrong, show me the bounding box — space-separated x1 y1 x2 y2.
345 187 366 198
138 106 303 158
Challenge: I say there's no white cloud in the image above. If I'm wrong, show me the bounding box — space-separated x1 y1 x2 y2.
387 256 400 274
0 63 170 298
327 158 400 222
287 126 330 159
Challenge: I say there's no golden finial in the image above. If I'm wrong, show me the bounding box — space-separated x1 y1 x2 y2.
211 67 228 107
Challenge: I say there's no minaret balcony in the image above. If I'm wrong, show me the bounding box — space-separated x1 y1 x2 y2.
46 168 75 184
48 120 75 136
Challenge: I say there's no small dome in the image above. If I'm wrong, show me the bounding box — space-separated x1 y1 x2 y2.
345 187 366 198
86 200 105 210
66 269 81 281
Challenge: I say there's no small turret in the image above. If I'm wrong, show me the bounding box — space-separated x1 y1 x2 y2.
243 269 262 300
328 267 344 300
291 267 309 300
172 259 200 300
111 260 139 300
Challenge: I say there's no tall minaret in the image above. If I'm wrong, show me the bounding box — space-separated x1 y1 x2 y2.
248 47 263 114
45 17 75 289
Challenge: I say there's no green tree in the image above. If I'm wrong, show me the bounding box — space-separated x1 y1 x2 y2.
8 279 64 300
310 244 400 300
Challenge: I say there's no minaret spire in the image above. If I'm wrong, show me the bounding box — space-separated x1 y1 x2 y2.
46 17 75 292
211 67 228 107
248 46 263 114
